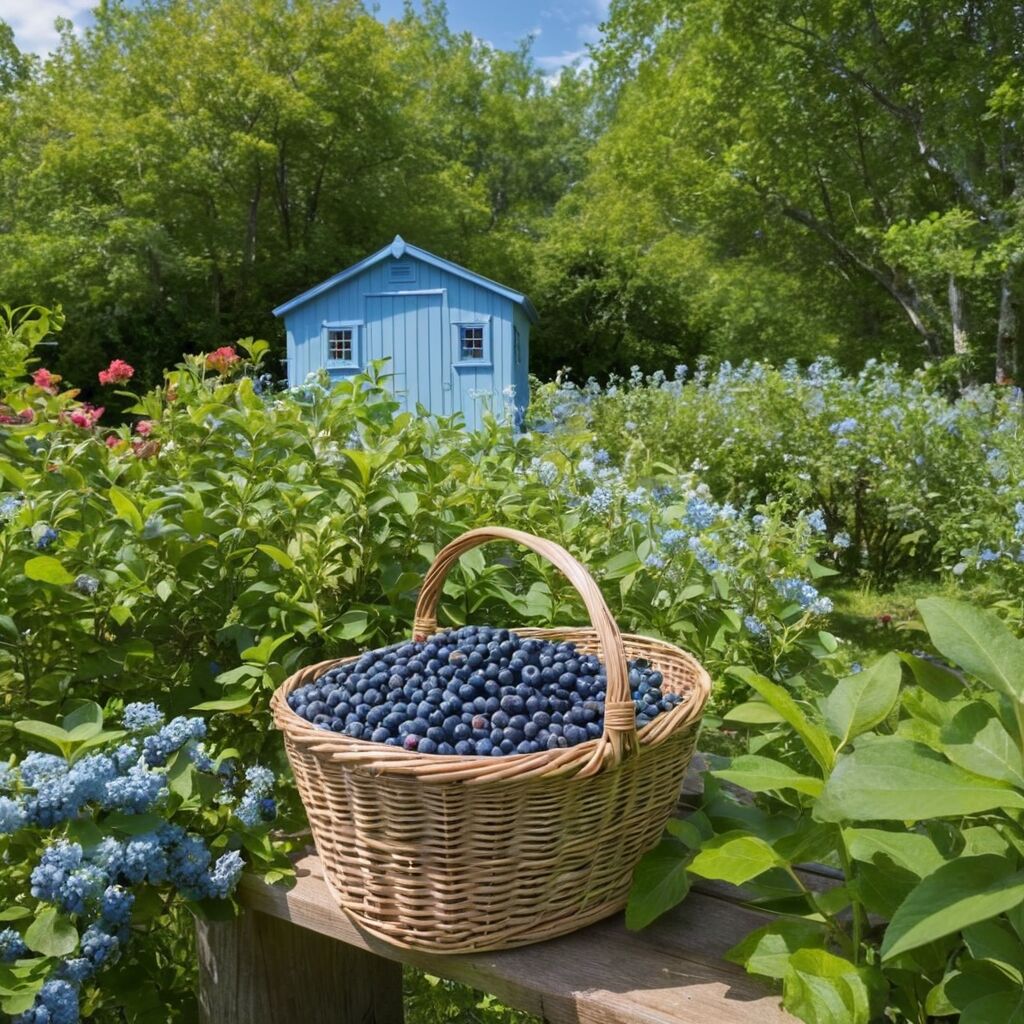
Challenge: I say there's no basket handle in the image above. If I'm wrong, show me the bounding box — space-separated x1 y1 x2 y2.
412 527 638 768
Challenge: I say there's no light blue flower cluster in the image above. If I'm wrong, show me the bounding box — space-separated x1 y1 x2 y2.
73 574 99 596
122 702 165 732
1016 501 1024 538
833 531 851 549
743 615 767 638
683 496 717 531
0 494 23 521
0 927 28 962
13 979 79 1024
774 577 833 615
142 716 207 767
805 509 827 534
236 765 276 828
584 486 614 516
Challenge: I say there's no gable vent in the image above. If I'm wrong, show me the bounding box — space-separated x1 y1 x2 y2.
388 261 416 284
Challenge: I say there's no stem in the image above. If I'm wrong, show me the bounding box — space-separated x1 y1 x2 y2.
837 838 863 965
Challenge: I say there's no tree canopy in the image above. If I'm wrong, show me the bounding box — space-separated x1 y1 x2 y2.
0 0 1021 385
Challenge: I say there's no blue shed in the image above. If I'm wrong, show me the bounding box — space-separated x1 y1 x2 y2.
272 236 537 430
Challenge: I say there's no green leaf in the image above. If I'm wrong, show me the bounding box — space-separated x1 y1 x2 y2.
713 754 824 797
342 449 372 487
688 832 783 886
24 908 77 957
335 610 369 640
815 738 1024 822
844 828 946 877
256 544 295 570
62 701 104 738
959 991 1024 1024
22 556 75 586
0 908 31 922
783 949 882 1024
820 653 901 748
108 485 144 532
13 720 71 755
625 837 690 930
722 701 785 725
940 702 1024 787
726 919 827 980
882 855 1024 960
899 652 963 701
192 691 253 712
963 919 1024 982
918 598 1024 703
729 667 834 772
167 748 194 800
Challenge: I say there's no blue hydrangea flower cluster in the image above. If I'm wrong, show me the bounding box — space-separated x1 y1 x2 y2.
833 531 851 549
13 979 79 1024
1016 501 1024 538
743 615 767 638
774 577 833 615
35 525 59 550
142 716 207 767
236 766 276 828
0 494 23 521
73 574 99 596
805 510 827 534
122 702 165 732
0 927 28 962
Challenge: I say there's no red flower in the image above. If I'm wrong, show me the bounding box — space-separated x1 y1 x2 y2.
135 420 153 436
206 346 240 375
31 368 59 394
98 359 135 386
877 613 893 626
18 409 34 423
68 404 104 429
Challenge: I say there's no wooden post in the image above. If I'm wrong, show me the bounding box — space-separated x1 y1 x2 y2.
196 910 404 1024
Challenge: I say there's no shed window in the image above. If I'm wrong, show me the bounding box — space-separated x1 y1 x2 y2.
459 325 485 360
327 327 353 362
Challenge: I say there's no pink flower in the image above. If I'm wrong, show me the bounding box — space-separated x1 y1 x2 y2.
31 368 59 394
206 346 240 375
68 404 104 429
98 359 135 386
18 409 34 423
135 420 153 436
105 435 122 449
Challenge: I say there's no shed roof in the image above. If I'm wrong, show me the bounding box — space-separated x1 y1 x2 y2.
272 235 539 323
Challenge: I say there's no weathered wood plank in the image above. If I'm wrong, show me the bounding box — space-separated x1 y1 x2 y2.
239 855 796 1024
196 904 404 1024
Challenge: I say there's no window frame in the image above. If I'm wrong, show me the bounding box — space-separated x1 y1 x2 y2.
452 320 492 369
322 320 363 370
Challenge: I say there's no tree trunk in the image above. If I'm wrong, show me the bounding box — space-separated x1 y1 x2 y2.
996 269 1018 384
948 274 972 386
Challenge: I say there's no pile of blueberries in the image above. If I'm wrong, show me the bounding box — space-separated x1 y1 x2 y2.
286 625 684 756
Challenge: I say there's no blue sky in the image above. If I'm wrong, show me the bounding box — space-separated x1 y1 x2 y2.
0 0 607 75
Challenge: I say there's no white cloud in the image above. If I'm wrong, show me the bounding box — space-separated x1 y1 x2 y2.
0 0 90 55
534 48 588 70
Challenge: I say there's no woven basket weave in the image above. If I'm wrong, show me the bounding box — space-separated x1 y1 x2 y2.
271 527 711 953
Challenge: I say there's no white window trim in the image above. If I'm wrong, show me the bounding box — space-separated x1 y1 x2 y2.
452 319 492 368
322 320 363 369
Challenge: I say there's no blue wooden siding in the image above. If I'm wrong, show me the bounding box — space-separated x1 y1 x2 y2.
280 246 532 432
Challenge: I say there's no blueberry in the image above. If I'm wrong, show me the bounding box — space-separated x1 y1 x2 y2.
500 694 524 715
453 723 472 742
437 742 456 755
426 726 446 744
371 727 390 743
418 737 438 755
498 668 515 686
499 738 516 754
454 740 473 756
345 722 364 739
475 737 494 755
403 734 420 750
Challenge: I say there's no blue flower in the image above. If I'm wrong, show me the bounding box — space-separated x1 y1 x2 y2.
165 832 213 897
833 532 851 549
850 662 863 674
979 548 1000 563
644 553 666 570
751 514 767 530
592 449 610 465
57 864 108 915
35 526 58 550
674 364 687 380
829 418 858 436
100 885 134 927
1015 501 1024 538
203 850 245 899
625 488 648 509
13 979 79 1024
30 841 84 903
103 764 167 814
683 497 717 531
57 958 94 984
584 487 614 516
73 574 99 596
687 537 722 573
19 752 65 787
805 510 827 534
0 928 28 963
774 578 831 614
0 495 23 522
80 923 120 968
236 766 276 827
743 615 767 638
0 796 26 834
142 716 207 767
122 702 165 733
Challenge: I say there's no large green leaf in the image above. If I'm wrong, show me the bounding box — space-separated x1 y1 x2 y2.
815 738 1024 823
22 556 75 586
960 991 1024 1024
688 832 783 886
625 837 690 930
713 754 823 797
963 919 1024 982
729 667 833 772
940 703 1024 787
844 827 946 877
726 919 827 980
782 949 882 1024
108 485 144 531
14 720 72 756
918 598 1024 703
24 908 77 957
882 855 1024 960
820 653 902 748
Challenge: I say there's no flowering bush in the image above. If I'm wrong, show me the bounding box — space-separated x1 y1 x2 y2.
533 359 1024 583
0 700 287 1022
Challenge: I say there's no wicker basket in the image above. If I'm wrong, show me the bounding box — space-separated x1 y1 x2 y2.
271 527 711 953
